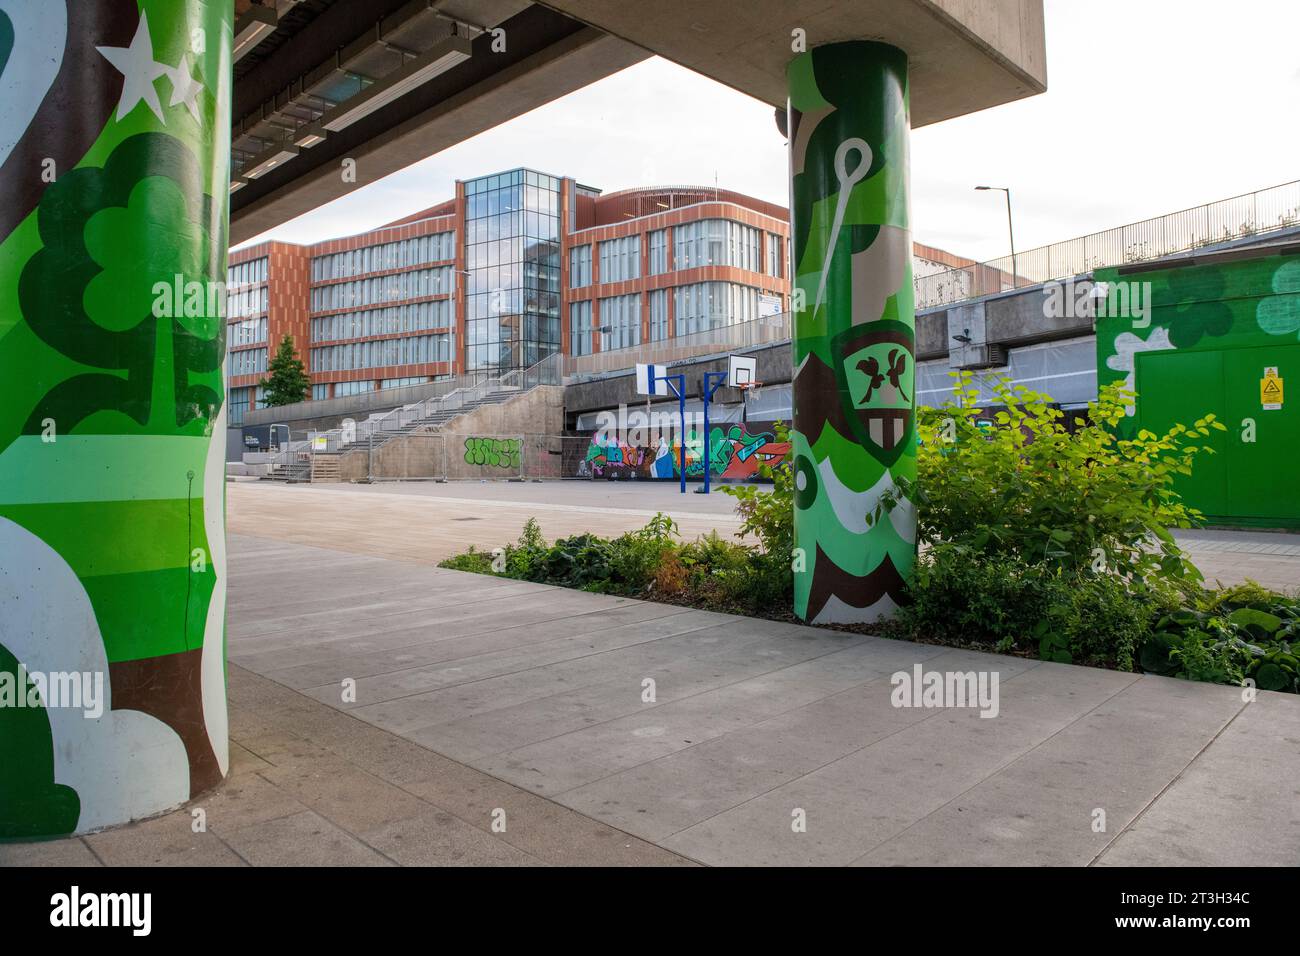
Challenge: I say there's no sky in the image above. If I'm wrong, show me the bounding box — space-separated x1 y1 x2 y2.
241 0 1300 263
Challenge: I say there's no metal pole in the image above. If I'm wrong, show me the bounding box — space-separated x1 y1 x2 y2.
699 370 728 495
1004 188 1017 288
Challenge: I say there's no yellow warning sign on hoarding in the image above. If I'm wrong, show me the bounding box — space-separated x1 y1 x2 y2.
1261 367 1283 410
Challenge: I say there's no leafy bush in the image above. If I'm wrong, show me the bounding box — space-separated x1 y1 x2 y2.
722 422 794 564
902 543 1165 671
438 546 495 574
884 374 1223 590
1140 586 1300 692
437 511 792 615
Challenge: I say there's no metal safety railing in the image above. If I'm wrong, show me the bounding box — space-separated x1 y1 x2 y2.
915 180 1300 310
303 352 562 455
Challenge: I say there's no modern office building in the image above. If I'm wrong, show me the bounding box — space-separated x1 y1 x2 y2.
226 166 971 422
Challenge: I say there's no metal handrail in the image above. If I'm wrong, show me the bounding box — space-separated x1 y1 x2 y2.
308 352 560 453
915 179 1300 310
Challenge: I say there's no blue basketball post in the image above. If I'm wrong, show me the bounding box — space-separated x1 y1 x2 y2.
650 367 688 494
698 370 729 495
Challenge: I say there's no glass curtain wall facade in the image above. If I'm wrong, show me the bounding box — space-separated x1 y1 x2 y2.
464 169 562 373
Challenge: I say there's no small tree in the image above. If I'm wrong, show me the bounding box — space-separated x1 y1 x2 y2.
261 334 310 407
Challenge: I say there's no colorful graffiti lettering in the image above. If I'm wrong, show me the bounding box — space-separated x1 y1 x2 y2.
464 437 521 470
575 423 789 481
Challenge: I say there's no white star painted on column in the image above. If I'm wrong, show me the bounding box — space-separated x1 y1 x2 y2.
167 53 204 122
96 12 170 123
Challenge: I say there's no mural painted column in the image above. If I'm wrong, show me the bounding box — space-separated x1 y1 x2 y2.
787 41 916 624
0 0 232 838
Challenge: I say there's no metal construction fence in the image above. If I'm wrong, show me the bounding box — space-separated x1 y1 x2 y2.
276 432 707 483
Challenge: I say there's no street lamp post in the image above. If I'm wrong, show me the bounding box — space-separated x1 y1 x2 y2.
976 185 1017 290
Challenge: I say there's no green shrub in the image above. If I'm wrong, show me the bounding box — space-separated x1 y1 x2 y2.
883 374 1223 591
1139 585 1300 692
722 422 793 561
438 546 496 575
903 542 1161 670
607 513 679 592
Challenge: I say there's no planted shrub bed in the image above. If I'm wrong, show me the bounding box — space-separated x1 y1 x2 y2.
440 377 1299 694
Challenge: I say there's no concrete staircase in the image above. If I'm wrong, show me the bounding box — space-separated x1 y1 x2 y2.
310 454 342 483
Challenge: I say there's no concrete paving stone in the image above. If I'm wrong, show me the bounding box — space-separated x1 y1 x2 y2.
1095 689 1300 866
83 810 247 867
228 593 639 673
230 583 603 652
227 579 544 640
234 730 338 769
851 672 1247 866
485 792 698 867
339 620 773 733
357 809 542 866
266 603 713 692
219 810 394 866
227 741 274 776
257 605 714 692
255 756 433 834
556 674 942 841
192 770 310 835
659 663 1135 865
504 644 1040 802
396 629 875 761
0 837 102 866
293 604 716 709
479 638 930 795
226 702 283 740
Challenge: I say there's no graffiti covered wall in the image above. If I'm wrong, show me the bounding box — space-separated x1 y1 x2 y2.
573 422 791 481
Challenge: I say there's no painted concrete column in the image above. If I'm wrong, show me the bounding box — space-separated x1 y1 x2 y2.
0 0 232 838
788 41 916 624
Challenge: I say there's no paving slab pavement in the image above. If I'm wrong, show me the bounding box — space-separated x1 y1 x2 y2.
6 482 1298 867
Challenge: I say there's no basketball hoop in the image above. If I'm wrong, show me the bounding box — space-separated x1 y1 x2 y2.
738 380 764 401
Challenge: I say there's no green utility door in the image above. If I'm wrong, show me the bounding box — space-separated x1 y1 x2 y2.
1135 349 1228 518
1136 344 1300 526
1222 344 1300 523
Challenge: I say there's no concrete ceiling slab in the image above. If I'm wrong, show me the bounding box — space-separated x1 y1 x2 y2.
539 0 1047 126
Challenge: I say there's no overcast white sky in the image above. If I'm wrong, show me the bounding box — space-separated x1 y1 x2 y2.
243 0 1300 263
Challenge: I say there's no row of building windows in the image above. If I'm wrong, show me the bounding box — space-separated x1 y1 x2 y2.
310 300 454 343
599 235 640 283
465 182 560 221
228 346 268 377
599 293 641 350
227 258 267 289
568 219 779 290
310 334 450 372
310 232 454 282
228 316 267 348
466 289 560 320
649 229 668 276
312 380 376 400
567 282 772 355
674 219 761 272
228 385 265 426
309 267 453 312
227 285 267 319
465 168 561 195
380 376 434 389
569 244 591 289
466 262 561 299
675 281 764 335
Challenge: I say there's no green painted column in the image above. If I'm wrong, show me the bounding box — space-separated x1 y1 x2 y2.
0 0 232 838
787 42 916 624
